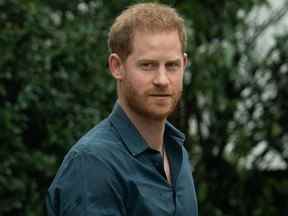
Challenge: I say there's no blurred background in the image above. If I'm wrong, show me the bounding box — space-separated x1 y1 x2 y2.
1 0 288 215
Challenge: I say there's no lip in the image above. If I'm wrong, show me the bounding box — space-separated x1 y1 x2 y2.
149 95 171 97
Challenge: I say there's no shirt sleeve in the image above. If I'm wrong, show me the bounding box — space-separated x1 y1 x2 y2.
46 150 126 216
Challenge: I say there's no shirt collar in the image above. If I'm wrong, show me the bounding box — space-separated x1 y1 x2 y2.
165 121 186 144
109 102 185 156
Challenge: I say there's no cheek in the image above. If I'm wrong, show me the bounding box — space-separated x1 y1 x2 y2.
171 74 184 88
124 76 146 95
128 73 151 89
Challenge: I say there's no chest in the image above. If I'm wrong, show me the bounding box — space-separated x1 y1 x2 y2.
123 158 197 216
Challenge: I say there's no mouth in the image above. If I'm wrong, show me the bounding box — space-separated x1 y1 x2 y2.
149 94 171 97
149 94 172 100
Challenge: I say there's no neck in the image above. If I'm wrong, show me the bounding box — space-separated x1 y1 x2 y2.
119 101 166 152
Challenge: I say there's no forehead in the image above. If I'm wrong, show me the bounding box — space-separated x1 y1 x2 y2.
130 30 182 59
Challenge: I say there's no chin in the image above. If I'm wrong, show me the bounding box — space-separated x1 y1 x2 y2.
145 108 173 120
124 95 178 120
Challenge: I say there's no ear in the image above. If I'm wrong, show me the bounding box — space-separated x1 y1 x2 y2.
183 52 188 68
108 53 125 80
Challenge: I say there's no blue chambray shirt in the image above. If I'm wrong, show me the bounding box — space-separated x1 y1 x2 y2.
46 103 198 216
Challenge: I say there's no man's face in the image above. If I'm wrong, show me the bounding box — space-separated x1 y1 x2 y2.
118 30 187 121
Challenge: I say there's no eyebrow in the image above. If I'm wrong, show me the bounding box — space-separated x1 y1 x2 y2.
166 59 181 64
137 58 182 63
137 59 157 63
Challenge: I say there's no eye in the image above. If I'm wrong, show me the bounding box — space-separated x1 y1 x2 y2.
139 62 156 71
166 62 181 71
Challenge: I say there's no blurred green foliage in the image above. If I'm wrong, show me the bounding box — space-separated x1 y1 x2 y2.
0 0 287 215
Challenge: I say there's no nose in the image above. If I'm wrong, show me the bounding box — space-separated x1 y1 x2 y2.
153 66 169 87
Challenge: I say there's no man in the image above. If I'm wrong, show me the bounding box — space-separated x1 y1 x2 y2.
47 2 198 216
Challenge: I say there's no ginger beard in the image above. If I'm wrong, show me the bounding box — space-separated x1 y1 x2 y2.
120 74 182 121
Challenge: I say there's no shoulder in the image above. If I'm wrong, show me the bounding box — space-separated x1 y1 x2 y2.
57 117 132 178
47 141 126 216
70 118 124 158
47 118 126 198
49 117 127 184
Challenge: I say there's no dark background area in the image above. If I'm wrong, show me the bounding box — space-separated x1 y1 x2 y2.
1 0 288 215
